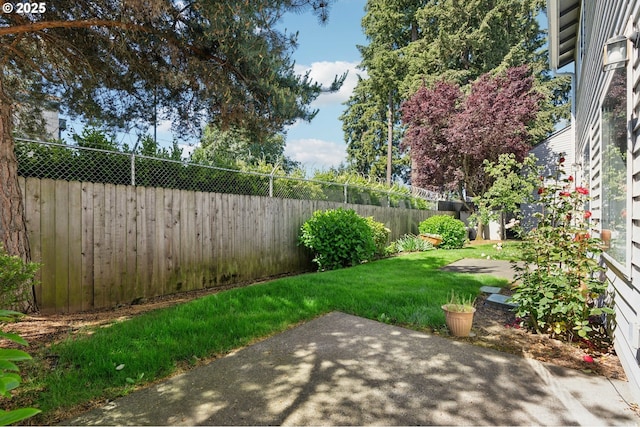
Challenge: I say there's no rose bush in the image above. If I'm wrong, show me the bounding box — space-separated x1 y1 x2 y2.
512 155 614 341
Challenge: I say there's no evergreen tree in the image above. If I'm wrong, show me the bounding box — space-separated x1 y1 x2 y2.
190 125 298 172
342 0 568 184
0 0 339 311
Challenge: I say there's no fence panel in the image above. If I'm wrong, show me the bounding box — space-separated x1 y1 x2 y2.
19 177 446 313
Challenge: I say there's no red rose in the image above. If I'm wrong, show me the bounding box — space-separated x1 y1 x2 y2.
583 355 594 363
559 156 565 163
537 187 545 195
559 191 571 197
568 175 574 182
576 187 589 195
584 211 592 219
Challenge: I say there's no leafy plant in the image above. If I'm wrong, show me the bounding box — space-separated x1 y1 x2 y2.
299 208 376 271
442 290 476 313
389 234 434 253
365 217 390 257
0 244 40 312
511 154 614 341
419 215 467 249
0 310 41 425
469 153 541 240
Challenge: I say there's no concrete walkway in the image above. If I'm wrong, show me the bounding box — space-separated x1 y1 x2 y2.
439 258 521 282
65 312 638 426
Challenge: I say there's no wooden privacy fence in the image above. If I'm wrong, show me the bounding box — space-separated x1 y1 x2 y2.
19 177 445 314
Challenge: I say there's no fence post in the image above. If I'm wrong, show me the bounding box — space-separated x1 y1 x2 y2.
343 179 350 204
130 153 136 186
269 164 278 198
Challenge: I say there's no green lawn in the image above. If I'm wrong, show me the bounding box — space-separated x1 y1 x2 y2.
17 242 520 424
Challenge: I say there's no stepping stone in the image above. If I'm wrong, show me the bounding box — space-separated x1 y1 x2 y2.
486 293 518 310
480 286 502 294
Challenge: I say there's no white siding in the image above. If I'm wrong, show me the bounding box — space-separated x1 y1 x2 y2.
570 0 640 401
521 126 575 231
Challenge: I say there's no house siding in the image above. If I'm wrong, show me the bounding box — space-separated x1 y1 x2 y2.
569 0 640 400
521 126 575 231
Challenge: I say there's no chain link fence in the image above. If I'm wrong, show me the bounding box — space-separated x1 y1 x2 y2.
15 138 443 209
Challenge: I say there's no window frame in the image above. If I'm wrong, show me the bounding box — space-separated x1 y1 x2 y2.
598 62 632 278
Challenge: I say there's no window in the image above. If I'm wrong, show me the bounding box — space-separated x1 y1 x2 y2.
600 67 628 266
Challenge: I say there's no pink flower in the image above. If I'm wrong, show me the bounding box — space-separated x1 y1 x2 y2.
584 211 592 219
576 187 589 195
559 191 571 197
583 355 594 363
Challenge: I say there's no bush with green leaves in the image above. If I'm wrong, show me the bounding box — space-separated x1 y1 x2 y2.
511 155 613 341
365 217 390 257
0 245 40 311
299 208 376 270
0 312 41 425
418 215 467 249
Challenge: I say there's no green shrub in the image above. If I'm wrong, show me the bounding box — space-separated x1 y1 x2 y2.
0 310 41 425
299 208 376 270
365 217 390 257
418 215 466 249
0 245 40 311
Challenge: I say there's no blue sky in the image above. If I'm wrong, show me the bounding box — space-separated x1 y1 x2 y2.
279 0 368 171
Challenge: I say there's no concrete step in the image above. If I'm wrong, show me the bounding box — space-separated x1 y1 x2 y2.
479 286 502 294
485 293 518 310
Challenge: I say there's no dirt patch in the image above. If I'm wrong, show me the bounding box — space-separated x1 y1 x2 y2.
467 291 625 380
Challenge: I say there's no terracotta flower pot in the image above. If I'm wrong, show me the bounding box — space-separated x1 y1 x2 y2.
442 305 476 337
601 229 611 249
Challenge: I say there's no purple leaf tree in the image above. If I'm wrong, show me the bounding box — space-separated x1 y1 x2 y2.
401 65 542 206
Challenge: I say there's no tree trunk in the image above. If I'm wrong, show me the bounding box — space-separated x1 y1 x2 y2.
476 218 485 241
0 80 36 312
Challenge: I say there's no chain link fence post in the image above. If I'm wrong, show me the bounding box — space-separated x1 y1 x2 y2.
343 179 350 204
130 152 136 186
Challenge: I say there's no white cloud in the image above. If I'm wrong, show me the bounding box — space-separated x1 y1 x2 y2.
284 138 346 170
295 61 367 106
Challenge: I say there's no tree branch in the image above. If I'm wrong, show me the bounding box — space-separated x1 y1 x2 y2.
0 19 147 36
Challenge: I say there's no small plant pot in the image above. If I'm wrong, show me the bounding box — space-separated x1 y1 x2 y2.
442 305 476 337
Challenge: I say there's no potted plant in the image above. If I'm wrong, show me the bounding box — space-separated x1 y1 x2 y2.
441 291 476 337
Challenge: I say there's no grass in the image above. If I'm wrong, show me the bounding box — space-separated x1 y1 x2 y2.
16 242 520 423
